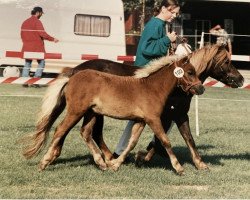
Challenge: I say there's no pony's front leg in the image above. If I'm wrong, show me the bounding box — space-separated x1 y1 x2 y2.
80 112 107 170
39 112 82 171
176 116 209 170
147 118 184 175
107 121 145 171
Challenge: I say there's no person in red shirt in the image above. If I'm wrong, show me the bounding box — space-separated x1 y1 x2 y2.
21 7 59 87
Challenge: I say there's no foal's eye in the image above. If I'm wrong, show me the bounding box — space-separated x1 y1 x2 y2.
187 71 194 76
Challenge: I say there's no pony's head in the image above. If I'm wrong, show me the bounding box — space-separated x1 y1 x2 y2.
209 46 244 88
175 56 205 95
190 44 244 88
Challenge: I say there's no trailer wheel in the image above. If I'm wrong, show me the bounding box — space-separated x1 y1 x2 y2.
0 66 4 77
1 66 21 77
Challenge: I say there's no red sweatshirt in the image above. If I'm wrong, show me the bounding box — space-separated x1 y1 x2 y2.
21 16 54 53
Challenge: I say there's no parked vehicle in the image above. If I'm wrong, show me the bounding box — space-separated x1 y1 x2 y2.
0 0 126 76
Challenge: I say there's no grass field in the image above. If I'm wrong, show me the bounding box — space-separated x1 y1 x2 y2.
0 84 249 199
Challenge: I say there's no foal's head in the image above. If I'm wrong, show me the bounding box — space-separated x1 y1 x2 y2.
175 56 205 95
209 46 244 88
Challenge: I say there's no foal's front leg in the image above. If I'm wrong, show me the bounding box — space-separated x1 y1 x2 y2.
136 116 173 165
147 118 184 175
176 115 209 170
107 121 145 171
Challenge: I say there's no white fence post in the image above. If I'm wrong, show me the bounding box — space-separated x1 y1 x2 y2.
195 32 205 136
195 95 199 136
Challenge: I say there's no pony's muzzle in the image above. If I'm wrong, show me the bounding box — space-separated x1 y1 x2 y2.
231 74 244 88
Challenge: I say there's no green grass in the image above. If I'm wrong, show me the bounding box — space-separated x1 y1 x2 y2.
0 84 249 198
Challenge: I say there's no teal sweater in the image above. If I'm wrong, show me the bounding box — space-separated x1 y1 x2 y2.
135 17 171 67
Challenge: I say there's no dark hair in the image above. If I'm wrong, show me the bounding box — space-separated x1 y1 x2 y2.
154 0 180 16
31 7 44 15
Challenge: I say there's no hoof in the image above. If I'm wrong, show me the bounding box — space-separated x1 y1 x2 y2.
107 160 120 171
38 163 46 172
110 164 119 171
196 161 209 170
135 151 147 167
176 166 185 176
98 161 108 171
177 171 185 176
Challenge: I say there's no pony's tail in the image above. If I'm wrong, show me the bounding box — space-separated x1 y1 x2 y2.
20 76 69 159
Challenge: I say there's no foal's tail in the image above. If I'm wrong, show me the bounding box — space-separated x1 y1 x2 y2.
21 75 69 159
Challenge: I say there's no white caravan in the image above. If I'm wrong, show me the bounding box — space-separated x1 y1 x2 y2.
0 0 126 75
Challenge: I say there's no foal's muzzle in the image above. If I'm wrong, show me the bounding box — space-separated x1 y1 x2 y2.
189 84 205 95
180 79 205 95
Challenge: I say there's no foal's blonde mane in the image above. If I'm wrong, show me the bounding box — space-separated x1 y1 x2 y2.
134 54 182 78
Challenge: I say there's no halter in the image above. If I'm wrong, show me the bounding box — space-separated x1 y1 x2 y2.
175 59 201 93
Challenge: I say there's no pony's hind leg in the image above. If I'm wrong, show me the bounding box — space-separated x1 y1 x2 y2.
91 115 113 161
135 148 155 167
176 118 209 170
107 121 145 171
80 111 107 170
39 111 83 171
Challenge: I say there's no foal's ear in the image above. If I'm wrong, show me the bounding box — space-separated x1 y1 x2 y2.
181 55 190 63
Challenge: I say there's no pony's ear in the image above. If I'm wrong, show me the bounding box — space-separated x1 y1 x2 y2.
217 45 225 51
205 44 220 62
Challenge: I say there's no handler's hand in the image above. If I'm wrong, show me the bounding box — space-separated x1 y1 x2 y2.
167 31 177 42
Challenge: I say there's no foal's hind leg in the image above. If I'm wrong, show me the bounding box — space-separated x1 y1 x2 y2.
147 118 184 175
80 112 107 170
91 115 113 161
39 112 83 171
136 116 173 166
107 121 145 171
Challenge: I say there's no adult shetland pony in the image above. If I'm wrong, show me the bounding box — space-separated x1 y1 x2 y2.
21 45 244 172
67 44 244 170
46 44 243 170
21 56 204 174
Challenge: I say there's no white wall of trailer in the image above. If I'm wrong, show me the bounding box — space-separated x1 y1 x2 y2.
0 0 126 74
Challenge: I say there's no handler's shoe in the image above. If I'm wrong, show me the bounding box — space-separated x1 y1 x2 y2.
22 83 29 88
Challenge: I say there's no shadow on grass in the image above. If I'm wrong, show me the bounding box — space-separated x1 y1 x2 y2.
36 145 249 171
139 145 250 170
52 154 96 167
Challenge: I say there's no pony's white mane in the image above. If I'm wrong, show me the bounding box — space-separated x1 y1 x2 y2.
134 54 183 78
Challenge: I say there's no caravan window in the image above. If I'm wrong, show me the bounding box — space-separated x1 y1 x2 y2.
74 14 111 37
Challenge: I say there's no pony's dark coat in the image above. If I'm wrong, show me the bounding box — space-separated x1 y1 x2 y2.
61 44 244 169
21 44 244 172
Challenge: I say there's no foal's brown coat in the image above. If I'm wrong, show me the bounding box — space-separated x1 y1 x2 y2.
22 56 204 174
